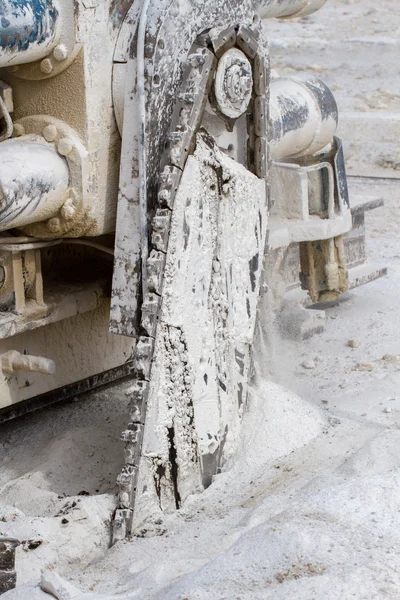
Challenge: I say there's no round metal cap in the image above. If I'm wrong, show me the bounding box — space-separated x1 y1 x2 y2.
214 48 253 119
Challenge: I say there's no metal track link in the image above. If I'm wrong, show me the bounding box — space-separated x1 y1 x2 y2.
113 23 267 543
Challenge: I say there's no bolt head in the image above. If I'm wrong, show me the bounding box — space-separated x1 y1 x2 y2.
60 199 76 221
13 123 25 137
47 217 61 233
53 44 68 61
214 49 253 119
42 124 58 142
40 58 53 74
57 138 74 156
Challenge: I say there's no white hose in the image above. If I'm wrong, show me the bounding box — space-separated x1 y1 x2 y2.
63 238 114 256
0 237 114 255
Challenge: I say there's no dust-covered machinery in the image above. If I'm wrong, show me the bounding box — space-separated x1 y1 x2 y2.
0 0 384 546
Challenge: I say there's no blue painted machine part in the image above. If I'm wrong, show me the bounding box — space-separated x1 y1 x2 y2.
0 0 59 67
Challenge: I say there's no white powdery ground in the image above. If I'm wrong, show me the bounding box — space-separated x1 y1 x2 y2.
2 175 400 600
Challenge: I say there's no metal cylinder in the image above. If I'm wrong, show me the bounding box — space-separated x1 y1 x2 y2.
0 137 70 232
269 76 338 160
0 537 19 594
258 0 327 19
0 0 59 68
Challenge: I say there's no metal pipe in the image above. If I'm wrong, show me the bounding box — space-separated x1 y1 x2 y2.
0 137 70 232
258 0 327 19
0 0 60 68
269 76 338 160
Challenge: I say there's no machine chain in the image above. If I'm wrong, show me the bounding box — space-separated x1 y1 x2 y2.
113 23 267 542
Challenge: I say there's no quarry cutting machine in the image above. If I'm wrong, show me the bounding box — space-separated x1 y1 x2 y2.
0 0 385 547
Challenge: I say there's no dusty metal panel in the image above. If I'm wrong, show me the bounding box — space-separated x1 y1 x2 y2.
0 297 135 408
0 363 133 424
